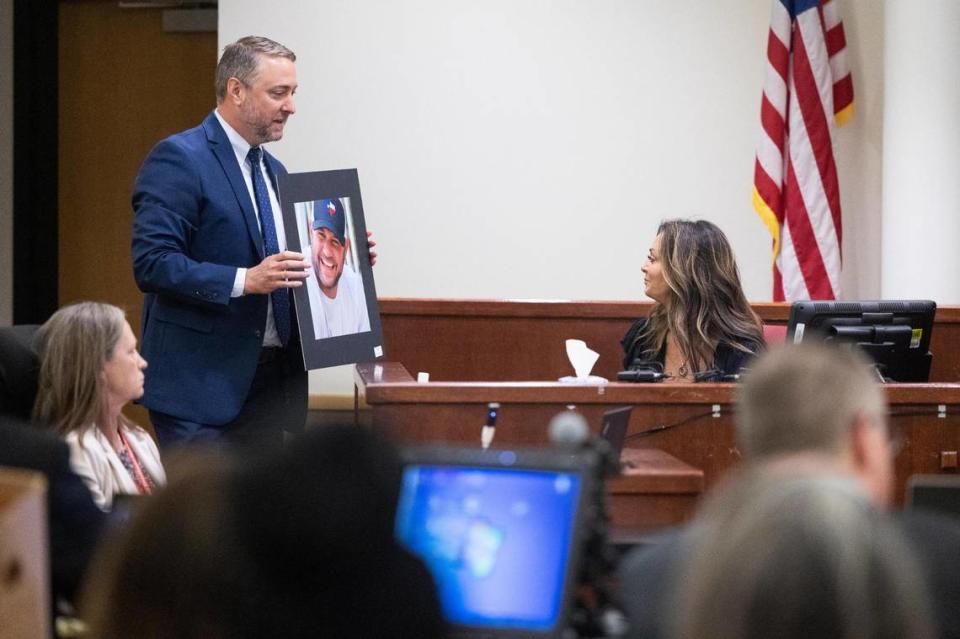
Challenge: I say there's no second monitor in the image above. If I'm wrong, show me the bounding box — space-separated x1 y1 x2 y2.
786 299 936 382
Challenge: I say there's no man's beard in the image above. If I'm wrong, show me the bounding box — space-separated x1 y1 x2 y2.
241 102 280 146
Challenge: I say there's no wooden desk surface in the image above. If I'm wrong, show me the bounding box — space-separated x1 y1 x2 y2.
362 298 960 532
611 448 705 495
357 362 960 507
607 448 704 533
357 362 960 406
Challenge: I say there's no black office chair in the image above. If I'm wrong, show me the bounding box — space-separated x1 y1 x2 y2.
0 324 41 420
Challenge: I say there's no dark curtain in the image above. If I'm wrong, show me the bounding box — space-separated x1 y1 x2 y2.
13 0 58 323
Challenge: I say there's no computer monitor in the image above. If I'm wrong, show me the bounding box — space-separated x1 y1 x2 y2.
599 406 633 460
395 445 596 639
907 475 960 520
786 299 936 382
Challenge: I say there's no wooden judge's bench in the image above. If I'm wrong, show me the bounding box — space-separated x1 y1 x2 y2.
355 299 960 536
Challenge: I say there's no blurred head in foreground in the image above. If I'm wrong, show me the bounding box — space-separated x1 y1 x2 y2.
670 469 933 639
82 425 445 639
736 341 894 507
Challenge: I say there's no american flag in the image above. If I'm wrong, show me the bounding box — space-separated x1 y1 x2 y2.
752 0 854 301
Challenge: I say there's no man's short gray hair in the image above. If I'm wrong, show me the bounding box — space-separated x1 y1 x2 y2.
736 342 887 461
215 36 296 102
672 470 933 639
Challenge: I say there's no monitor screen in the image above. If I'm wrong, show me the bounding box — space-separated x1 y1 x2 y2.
395 446 593 638
786 300 936 382
600 406 633 459
908 475 960 520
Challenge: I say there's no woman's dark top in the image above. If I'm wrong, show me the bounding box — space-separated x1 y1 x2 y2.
621 318 763 377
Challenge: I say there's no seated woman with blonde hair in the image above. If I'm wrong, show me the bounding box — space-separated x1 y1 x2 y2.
33 302 165 510
623 219 764 381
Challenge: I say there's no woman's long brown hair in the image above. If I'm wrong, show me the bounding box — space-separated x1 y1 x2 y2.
32 301 129 435
635 219 763 372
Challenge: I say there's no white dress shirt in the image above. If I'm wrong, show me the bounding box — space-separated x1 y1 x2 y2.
214 109 287 348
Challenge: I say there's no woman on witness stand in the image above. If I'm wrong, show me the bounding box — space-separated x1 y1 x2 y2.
33 302 165 511
622 219 764 382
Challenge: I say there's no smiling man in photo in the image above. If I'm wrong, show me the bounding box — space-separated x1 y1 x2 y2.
307 198 371 339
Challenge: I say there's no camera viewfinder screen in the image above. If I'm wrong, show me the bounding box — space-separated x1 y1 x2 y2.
395 465 582 631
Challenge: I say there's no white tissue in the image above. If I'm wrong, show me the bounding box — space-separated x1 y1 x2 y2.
559 339 607 384
566 339 598 378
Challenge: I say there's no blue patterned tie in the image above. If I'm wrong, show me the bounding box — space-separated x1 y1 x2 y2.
247 147 291 346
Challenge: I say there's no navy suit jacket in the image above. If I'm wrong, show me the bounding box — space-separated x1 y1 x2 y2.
132 111 292 425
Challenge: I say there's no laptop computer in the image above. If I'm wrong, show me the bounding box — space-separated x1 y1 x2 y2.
599 406 633 460
395 445 596 638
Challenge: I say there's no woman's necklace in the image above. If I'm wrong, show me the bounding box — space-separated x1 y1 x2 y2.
666 336 690 379
119 430 152 495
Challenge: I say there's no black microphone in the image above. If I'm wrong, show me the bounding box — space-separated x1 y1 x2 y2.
693 368 742 382
546 409 626 638
548 409 620 479
618 358 667 383
617 368 667 382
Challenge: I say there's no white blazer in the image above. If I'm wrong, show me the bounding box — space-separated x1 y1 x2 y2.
66 424 166 511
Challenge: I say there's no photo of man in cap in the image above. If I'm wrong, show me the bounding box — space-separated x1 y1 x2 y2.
306 198 371 339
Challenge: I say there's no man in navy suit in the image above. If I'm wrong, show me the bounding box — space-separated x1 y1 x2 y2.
132 36 312 450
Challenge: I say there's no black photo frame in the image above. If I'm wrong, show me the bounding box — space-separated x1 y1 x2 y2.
278 169 384 370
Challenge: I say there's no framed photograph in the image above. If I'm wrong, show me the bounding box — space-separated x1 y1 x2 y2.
278 169 384 370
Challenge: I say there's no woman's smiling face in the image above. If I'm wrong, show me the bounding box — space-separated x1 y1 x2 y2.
642 234 669 303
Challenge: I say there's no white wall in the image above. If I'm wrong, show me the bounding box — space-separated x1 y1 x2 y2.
838 1 885 300
219 1 885 395
0 0 13 325
882 0 960 302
